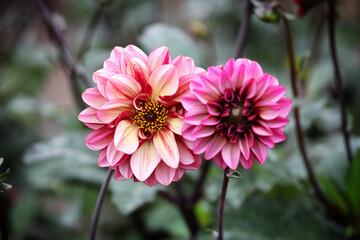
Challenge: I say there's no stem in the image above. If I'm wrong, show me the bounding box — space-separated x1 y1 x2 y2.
217 167 230 240
77 2 105 62
190 160 211 205
89 169 113 240
327 0 353 163
234 0 253 58
35 0 92 88
281 15 332 211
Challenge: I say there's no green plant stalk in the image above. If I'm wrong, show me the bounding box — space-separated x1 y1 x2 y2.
89 169 113 240
327 0 353 163
281 14 333 211
217 167 230 240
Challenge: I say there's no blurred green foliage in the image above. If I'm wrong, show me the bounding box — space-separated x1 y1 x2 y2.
1 0 360 239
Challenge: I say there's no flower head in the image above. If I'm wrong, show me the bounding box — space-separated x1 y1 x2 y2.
79 45 204 186
181 59 292 170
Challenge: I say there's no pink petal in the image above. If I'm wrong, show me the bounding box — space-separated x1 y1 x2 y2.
255 101 281 120
181 122 197 141
243 59 264 81
251 122 273 136
200 115 220 126
84 122 104 130
271 128 287 143
224 58 235 77
149 65 179 99
118 160 134 180
240 78 257 99
239 155 254 169
259 136 275 148
93 70 115 97
153 129 179 168
219 71 235 93
143 173 158 187
130 140 161 181
155 161 176 186
180 154 201 170
177 139 196 165
96 98 133 124
82 88 107 109
193 136 212 154
114 120 139 154
206 102 222 116
106 140 126 166
110 46 124 58
122 45 148 65
85 127 114 151
183 105 208 125
181 93 203 111
231 63 246 90
266 117 289 128
167 115 183 135
260 85 286 102
173 169 185 181
78 107 103 124
103 58 121 73
193 86 220 104
126 57 150 88
192 125 216 138
114 167 127 181
239 135 250 160
221 142 240 169
168 74 197 102
171 56 195 77
277 98 292 118
213 155 227 169
98 148 109 167
251 141 268 164
252 74 272 101
204 134 227 160
148 46 171 71
105 74 141 100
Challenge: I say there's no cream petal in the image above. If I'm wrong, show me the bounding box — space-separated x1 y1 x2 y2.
130 140 161 181
105 74 141 100
149 65 179 99
114 120 139 154
148 46 170 71
96 98 133 124
153 129 179 168
82 88 107 109
167 115 183 135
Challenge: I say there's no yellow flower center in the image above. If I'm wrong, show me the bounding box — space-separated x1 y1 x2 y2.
134 100 168 133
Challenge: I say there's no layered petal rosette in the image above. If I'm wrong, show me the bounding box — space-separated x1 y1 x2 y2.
181 58 292 170
79 45 205 186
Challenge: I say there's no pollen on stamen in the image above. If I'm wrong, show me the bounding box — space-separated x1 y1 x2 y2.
133 99 168 133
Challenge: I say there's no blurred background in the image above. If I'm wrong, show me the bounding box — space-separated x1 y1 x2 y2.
1 0 360 239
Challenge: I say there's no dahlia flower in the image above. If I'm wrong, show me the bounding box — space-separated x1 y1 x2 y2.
78 45 204 186
181 59 292 170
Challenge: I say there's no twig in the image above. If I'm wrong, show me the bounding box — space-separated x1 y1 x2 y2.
281 14 333 211
77 2 105 62
217 168 230 240
35 0 92 88
234 0 253 58
327 0 353 163
190 160 211 205
89 169 113 240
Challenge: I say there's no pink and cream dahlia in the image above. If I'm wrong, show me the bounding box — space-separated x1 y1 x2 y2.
181 58 292 170
78 45 204 186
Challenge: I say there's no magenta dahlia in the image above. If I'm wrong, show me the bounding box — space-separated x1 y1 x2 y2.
78 45 204 186
181 58 292 170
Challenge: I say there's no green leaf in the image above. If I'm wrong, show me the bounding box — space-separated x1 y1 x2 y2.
0 168 10 182
109 180 164 215
346 150 360 216
0 157 3 165
226 169 242 179
319 176 349 215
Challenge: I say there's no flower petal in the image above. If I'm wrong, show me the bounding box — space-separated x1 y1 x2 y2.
98 148 109 167
213 155 227 169
148 46 171 71
118 160 134 180
221 142 240 169
105 74 141 100
82 88 107 109
219 70 235 93
171 56 195 77
85 127 114 151
204 134 227 160
177 139 196 165
155 162 176 186
240 78 257 99
239 135 250 160
106 140 126 166
181 93 203 111
192 125 216 138
183 105 208 125
149 65 179 99
114 120 139 154
126 57 150 88
252 141 268 164
239 155 254 169
153 129 179 168
78 107 103 124
255 101 281 120
96 98 133 124
130 140 160 181
167 115 183 135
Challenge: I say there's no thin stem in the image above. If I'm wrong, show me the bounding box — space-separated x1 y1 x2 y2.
89 169 113 240
77 2 105 62
217 167 230 240
190 160 211 205
327 0 352 163
281 15 332 211
234 0 253 58
35 0 92 88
